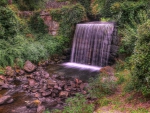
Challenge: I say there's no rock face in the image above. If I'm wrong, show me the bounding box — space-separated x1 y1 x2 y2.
24 61 36 73
108 23 119 65
40 11 59 36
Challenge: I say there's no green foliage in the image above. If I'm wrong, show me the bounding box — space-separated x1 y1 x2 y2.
0 34 65 67
50 3 86 38
91 0 120 18
119 10 149 54
111 1 147 26
52 94 94 113
131 20 150 96
130 108 148 113
0 0 7 6
14 0 47 10
29 12 48 34
89 75 116 98
98 97 111 107
0 6 18 39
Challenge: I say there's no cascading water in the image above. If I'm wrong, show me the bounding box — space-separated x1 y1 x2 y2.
63 22 118 70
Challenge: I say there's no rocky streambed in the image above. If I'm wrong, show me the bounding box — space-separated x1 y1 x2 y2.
0 61 99 113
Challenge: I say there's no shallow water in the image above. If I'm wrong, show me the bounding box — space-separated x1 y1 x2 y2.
0 63 100 113
46 64 100 81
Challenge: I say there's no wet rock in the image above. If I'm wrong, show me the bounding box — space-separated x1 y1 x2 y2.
1 84 9 89
70 81 76 88
37 105 45 113
0 95 12 105
45 98 58 107
26 100 41 108
0 80 4 86
43 72 49 78
7 78 14 82
0 75 6 80
5 66 15 76
80 83 85 90
26 74 34 78
59 91 69 98
24 61 36 73
18 69 25 75
7 98 14 103
28 79 36 87
11 106 37 113
47 79 57 86
42 91 51 97
34 93 41 98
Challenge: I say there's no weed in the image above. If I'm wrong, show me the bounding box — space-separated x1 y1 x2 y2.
52 94 94 113
98 97 111 107
130 108 148 113
89 75 116 98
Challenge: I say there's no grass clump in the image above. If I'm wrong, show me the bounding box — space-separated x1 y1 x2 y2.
89 75 116 98
51 94 94 113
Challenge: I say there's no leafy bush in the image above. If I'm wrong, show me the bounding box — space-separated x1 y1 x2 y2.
0 0 7 6
111 1 147 27
89 75 116 98
131 19 150 96
0 34 65 67
29 12 48 34
50 3 86 38
0 6 18 39
120 10 148 54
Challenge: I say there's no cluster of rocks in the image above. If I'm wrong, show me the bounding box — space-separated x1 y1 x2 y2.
0 60 89 113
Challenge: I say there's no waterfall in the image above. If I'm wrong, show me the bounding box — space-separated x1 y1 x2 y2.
70 22 117 67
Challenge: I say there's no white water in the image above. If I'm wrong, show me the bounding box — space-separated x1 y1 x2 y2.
71 22 115 67
62 62 101 71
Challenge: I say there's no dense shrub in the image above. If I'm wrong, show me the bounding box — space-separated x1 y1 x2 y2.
0 34 65 67
119 10 148 54
0 0 7 6
131 20 150 96
50 3 86 38
29 12 48 34
14 0 47 10
111 1 147 26
0 6 18 39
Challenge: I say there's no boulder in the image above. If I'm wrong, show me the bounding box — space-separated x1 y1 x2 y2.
5 66 15 76
37 105 45 113
0 95 12 105
26 100 41 108
24 61 36 73
59 91 69 98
